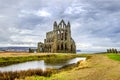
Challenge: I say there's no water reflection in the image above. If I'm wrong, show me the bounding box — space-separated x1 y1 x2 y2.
0 57 86 72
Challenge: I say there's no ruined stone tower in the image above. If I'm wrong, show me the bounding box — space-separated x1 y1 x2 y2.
37 20 76 53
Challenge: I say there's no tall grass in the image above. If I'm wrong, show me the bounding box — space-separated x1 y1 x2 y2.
0 69 53 80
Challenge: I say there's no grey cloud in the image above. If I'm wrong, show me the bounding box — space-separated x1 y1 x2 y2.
0 0 120 51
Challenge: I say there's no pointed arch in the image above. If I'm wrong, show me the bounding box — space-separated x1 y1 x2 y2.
61 43 63 50
57 44 59 50
65 43 67 50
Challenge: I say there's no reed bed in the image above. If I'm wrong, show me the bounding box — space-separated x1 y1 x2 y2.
0 68 53 80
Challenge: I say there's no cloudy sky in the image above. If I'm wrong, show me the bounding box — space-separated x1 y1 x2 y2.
0 0 120 51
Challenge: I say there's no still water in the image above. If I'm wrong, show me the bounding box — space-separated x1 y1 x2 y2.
0 57 86 72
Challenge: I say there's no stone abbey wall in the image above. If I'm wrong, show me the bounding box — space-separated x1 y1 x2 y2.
37 20 76 53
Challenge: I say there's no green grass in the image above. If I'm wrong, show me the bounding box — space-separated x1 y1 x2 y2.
0 54 55 66
107 53 120 61
16 72 71 80
0 53 90 66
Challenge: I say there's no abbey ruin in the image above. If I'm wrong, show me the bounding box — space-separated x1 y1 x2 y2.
37 20 76 53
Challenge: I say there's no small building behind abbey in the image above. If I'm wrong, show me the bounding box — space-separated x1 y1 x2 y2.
37 20 76 53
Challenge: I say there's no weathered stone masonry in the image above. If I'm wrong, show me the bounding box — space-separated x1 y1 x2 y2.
37 20 76 53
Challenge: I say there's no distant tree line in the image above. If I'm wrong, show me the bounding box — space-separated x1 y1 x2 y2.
107 48 118 53
29 48 35 53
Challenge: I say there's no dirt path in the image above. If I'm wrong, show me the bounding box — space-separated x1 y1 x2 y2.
82 54 120 80
52 54 120 80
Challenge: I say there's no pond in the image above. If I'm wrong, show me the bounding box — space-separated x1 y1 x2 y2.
0 57 86 72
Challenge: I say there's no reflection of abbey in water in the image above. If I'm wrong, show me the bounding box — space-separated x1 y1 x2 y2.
37 20 76 53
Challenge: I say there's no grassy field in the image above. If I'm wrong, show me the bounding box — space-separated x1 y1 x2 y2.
107 53 120 61
16 53 120 80
1 52 120 80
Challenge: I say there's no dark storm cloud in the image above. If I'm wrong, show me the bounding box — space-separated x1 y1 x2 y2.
0 0 119 51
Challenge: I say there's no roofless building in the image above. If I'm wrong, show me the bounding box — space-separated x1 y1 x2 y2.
37 20 76 53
